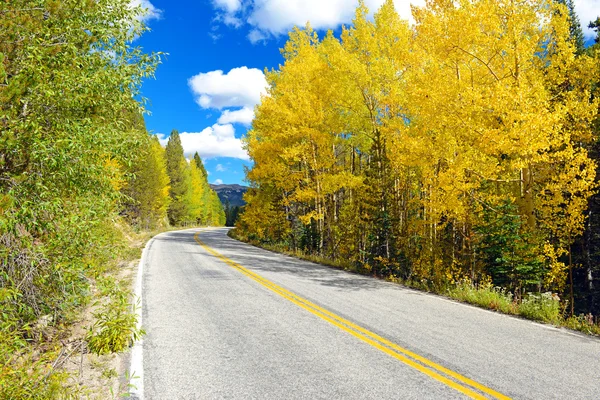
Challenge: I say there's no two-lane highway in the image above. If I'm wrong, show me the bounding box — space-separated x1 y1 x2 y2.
136 228 600 399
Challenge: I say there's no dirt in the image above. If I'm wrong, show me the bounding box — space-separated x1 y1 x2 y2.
59 259 138 399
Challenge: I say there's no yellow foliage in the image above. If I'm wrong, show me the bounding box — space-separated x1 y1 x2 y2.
240 0 598 293
543 243 569 292
103 157 125 192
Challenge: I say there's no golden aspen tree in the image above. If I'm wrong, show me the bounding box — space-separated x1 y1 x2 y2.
124 135 171 229
241 0 598 298
408 0 598 289
186 160 207 225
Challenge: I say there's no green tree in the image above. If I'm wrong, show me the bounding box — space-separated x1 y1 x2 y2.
0 0 159 395
590 18 600 44
165 130 191 225
225 202 243 227
475 200 545 291
193 152 208 178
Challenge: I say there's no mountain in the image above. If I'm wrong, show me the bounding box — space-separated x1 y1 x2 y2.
210 184 248 208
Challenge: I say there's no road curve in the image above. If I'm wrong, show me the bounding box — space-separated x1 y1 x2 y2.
139 228 600 399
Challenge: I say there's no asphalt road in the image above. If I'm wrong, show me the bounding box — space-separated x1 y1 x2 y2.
139 228 600 399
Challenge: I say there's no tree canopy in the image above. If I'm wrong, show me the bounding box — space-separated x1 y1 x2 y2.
239 0 600 314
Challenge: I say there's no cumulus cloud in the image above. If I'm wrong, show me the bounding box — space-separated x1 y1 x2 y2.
188 67 266 126
213 179 224 185
211 0 597 42
158 124 249 160
130 0 162 21
210 0 424 41
216 164 227 172
574 0 600 39
218 107 255 125
188 67 268 110
213 0 242 13
248 29 269 44
247 0 357 34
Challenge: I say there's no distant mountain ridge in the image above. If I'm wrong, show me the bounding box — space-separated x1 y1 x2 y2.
210 184 248 208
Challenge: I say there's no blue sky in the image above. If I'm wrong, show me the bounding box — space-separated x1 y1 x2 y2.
134 0 599 186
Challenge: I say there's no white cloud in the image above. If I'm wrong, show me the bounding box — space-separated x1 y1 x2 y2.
188 67 268 110
223 14 243 27
248 29 268 44
158 124 249 160
574 0 600 39
130 0 162 21
216 164 227 172
213 0 242 13
213 179 224 185
211 0 597 43
218 107 255 125
210 0 425 41
247 0 356 34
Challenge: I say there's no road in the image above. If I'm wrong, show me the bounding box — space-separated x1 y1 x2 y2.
136 228 600 399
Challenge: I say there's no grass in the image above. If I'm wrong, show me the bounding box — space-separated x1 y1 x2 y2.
228 229 600 337
447 281 518 315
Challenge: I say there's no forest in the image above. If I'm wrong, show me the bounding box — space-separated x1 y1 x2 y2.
237 0 600 330
0 0 223 397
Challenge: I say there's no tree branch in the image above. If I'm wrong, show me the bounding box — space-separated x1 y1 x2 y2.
453 45 501 82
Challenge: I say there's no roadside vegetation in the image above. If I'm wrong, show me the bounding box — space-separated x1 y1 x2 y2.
230 229 600 336
235 0 600 336
0 1 224 398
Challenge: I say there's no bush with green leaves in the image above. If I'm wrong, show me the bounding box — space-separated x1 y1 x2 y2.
86 277 144 356
0 0 159 394
518 292 561 323
447 281 517 314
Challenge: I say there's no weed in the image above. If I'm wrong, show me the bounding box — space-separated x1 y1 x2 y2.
447 281 517 315
518 292 561 324
102 367 118 380
563 314 600 336
86 278 144 356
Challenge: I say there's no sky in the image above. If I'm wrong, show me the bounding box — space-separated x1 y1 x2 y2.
135 0 600 186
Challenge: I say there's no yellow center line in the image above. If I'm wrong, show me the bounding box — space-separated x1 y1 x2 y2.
194 232 511 400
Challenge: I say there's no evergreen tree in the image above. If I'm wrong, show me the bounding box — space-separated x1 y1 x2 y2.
475 200 545 291
165 130 191 225
225 202 243 227
193 152 208 178
590 18 600 44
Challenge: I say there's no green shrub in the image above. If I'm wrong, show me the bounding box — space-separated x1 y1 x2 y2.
518 292 561 323
447 281 517 314
564 314 600 336
86 278 144 356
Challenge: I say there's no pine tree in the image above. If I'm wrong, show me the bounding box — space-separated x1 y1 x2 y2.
590 18 600 44
165 130 191 225
193 152 208 178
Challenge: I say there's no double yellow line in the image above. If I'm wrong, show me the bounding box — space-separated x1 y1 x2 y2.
194 233 510 400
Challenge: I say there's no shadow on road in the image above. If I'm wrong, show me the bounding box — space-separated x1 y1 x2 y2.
196 228 420 294
153 231 199 245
